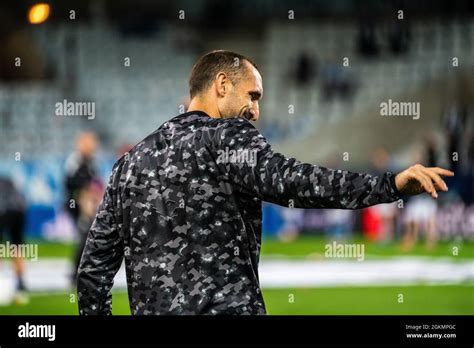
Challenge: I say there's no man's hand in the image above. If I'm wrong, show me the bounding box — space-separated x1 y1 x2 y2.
395 164 454 199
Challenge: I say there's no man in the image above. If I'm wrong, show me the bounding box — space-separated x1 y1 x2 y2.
65 132 99 223
0 177 28 304
77 50 453 315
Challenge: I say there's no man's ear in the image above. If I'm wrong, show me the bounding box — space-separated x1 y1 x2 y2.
215 72 228 97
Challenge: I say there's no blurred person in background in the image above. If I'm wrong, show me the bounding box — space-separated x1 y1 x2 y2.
64 131 99 283
443 103 467 173
387 15 411 55
285 51 318 135
0 177 28 304
320 54 355 102
402 194 438 251
294 51 317 87
357 12 379 57
463 131 474 205
401 140 440 252
65 132 98 222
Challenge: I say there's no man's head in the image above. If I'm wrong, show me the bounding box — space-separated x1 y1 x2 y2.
76 131 98 159
188 50 263 121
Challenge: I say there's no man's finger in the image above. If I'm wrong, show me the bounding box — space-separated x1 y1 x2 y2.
412 170 437 199
422 168 448 192
428 167 455 177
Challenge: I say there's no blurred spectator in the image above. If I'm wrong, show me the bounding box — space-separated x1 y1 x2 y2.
402 195 438 251
423 133 438 168
294 51 317 87
357 16 379 57
0 177 28 303
321 57 354 101
388 19 411 55
462 132 474 205
401 146 439 251
64 132 99 223
443 103 467 172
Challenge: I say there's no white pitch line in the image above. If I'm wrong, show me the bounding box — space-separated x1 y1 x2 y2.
0 257 472 292
258 258 474 288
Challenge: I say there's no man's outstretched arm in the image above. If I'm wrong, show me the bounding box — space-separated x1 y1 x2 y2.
77 162 124 315
217 118 453 208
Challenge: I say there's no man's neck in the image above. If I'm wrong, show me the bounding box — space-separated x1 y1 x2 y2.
187 97 222 119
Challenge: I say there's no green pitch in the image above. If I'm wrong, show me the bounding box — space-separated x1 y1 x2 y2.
27 236 474 260
1 236 472 315
0 285 472 315
261 236 474 260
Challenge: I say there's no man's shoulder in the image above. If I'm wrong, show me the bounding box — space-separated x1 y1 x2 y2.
115 113 261 162
142 112 258 144
166 111 256 129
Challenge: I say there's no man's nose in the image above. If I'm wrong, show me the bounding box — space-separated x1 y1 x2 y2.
250 103 259 120
249 108 258 121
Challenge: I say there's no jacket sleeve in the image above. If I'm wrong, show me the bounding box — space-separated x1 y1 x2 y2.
77 161 124 315
216 118 401 209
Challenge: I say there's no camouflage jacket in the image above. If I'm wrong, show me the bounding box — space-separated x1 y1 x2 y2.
77 110 401 315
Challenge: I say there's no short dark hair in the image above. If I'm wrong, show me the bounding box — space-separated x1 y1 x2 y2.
188 50 259 99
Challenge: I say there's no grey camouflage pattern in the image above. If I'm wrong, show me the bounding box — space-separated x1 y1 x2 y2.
77 110 401 315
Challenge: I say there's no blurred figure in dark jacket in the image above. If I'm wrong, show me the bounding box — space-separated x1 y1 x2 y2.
64 132 98 222
0 176 28 303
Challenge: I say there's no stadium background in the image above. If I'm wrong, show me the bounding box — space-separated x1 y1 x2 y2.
0 0 473 314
